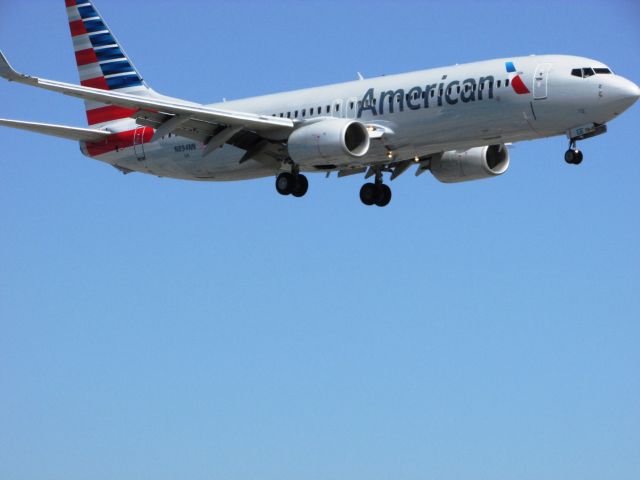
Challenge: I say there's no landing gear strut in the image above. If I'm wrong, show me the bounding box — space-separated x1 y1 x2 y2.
360 169 392 207
276 170 308 197
564 139 583 165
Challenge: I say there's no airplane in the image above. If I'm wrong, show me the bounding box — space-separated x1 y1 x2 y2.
1 1 638 207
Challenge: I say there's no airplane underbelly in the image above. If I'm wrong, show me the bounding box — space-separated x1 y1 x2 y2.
142 141 277 181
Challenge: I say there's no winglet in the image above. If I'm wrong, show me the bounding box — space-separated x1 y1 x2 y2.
0 50 23 81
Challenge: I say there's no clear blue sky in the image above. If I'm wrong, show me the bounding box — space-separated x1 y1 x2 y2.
1 1 639 479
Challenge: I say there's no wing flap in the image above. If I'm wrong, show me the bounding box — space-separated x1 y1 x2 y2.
0 118 111 142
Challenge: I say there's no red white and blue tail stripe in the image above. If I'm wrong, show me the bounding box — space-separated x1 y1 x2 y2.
66 0 150 127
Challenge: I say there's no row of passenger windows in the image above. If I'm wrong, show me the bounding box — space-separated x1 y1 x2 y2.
571 67 612 78
270 78 513 119
272 103 340 119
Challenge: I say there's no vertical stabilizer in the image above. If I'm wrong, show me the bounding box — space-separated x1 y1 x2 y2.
65 0 151 127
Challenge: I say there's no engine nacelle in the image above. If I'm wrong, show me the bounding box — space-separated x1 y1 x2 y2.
287 118 370 167
430 144 510 183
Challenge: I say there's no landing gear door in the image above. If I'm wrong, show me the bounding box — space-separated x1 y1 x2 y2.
533 63 552 100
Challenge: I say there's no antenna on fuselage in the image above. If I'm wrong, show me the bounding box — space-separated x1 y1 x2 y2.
357 72 364 81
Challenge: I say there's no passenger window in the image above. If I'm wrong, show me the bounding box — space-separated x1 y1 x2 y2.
505 79 510 87
326 105 330 113
336 104 340 112
350 101 354 109
279 113 283 117
287 112 291 118
497 80 501 88
457 86 461 93
295 110 298 117
430 90 435 97
310 108 314 115
302 109 306 117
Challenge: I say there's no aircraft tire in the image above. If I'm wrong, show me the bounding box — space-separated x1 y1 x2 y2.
564 149 583 165
375 184 392 207
276 172 295 195
292 174 309 197
574 150 584 165
360 183 377 206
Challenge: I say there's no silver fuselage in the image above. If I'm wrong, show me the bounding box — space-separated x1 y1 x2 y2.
87 55 639 180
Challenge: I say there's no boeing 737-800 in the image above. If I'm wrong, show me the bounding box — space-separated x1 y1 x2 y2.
1 1 638 207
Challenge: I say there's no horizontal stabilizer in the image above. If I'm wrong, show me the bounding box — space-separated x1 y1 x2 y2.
0 118 111 142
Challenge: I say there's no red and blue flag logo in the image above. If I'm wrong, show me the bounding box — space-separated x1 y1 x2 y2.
506 62 530 95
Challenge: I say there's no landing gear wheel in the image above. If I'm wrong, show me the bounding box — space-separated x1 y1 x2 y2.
574 150 583 165
360 183 377 206
292 174 309 197
375 184 392 207
276 172 295 195
564 148 583 165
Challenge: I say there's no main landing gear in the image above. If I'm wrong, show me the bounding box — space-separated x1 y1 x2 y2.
564 139 584 165
276 171 308 197
360 169 392 207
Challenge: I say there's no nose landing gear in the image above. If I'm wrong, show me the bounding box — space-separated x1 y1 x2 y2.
564 139 583 165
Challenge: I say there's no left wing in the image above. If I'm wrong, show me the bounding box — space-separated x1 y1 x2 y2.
0 50 294 137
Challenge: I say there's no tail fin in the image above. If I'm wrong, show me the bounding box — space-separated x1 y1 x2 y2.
65 0 151 127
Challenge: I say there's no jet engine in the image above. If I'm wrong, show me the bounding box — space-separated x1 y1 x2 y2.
287 118 370 167
430 144 510 183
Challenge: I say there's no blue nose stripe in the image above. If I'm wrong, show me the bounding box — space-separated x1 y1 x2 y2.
505 61 516 73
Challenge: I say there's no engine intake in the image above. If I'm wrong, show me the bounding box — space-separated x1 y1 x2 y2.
430 144 510 183
287 118 370 167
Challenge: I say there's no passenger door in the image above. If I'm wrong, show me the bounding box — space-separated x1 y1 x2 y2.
533 63 552 100
133 126 148 160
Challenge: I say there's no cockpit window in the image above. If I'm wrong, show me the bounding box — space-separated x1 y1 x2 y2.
571 67 613 78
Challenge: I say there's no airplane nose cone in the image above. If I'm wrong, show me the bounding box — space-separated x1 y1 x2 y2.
623 80 640 103
631 82 640 102
603 77 640 114
609 77 640 104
